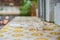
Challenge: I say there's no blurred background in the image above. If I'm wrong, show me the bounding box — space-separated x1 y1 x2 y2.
0 0 38 27
0 0 38 16
0 0 60 27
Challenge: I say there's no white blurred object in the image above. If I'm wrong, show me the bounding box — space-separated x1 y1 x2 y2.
54 3 60 26
36 8 38 17
10 22 20 27
9 3 14 6
10 22 29 28
21 22 29 27
5 16 9 19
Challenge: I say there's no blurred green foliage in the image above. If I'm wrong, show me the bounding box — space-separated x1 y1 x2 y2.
20 0 37 16
20 0 31 16
31 0 37 3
